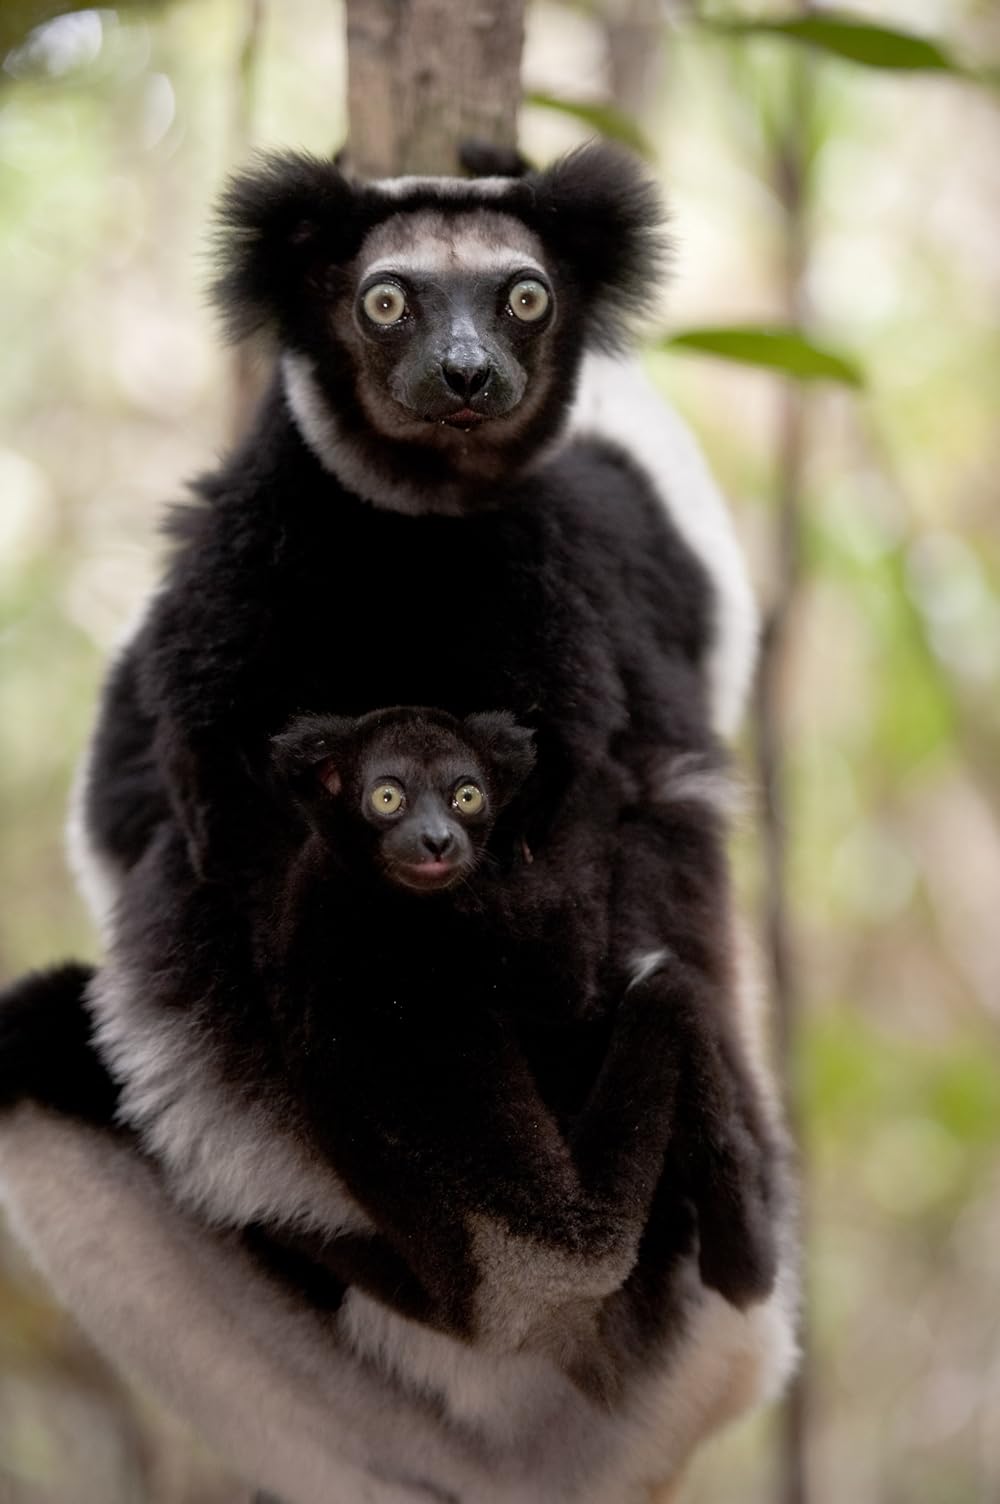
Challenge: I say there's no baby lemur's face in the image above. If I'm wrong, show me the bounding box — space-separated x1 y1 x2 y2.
273 708 535 894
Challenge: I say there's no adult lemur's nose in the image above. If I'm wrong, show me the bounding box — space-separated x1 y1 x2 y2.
442 360 490 399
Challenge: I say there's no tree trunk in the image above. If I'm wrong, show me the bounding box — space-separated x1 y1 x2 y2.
344 0 525 179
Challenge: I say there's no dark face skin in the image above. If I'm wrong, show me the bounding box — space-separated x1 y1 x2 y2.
349 736 495 893
325 210 565 479
273 709 535 895
354 265 548 427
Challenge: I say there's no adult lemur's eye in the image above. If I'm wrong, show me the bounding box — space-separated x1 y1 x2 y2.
453 783 485 816
371 781 405 815
362 283 408 326
507 279 550 323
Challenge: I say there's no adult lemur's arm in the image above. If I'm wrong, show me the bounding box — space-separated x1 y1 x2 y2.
0 963 120 1124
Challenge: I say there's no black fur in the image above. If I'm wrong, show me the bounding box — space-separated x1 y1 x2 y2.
0 963 117 1123
83 427 779 1314
457 139 532 179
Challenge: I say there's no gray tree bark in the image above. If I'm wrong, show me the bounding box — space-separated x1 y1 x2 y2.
344 0 525 178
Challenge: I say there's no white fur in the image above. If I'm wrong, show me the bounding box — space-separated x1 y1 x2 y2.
339 1288 572 1446
0 1106 796 1504
372 174 516 200
364 249 546 278
607 1266 799 1501
626 948 672 991
567 352 759 738
65 738 122 938
282 351 471 517
650 751 744 817
89 964 373 1241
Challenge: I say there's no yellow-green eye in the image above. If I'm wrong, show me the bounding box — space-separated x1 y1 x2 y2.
508 279 550 323
453 782 485 816
371 781 405 815
362 282 408 325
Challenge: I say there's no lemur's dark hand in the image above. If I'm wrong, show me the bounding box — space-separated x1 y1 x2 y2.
0 963 121 1125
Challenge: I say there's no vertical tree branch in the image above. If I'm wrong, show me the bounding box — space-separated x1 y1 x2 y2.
344 0 524 179
602 0 665 120
753 44 814 1504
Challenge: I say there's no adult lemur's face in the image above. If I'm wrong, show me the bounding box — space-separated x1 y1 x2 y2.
343 208 553 439
213 144 665 512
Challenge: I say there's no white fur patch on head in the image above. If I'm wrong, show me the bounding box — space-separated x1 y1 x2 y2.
372 174 517 200
567 353 759 739
358 207 546 280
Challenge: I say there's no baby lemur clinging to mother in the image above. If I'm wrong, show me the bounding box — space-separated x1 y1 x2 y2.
1 702 776 1395
261 708 776 1360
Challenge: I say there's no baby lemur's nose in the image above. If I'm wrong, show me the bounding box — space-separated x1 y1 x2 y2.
421 830 455 859
442 360 490 399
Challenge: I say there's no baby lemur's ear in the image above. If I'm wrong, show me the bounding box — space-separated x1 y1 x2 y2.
271 715 359 797
463 713 536 802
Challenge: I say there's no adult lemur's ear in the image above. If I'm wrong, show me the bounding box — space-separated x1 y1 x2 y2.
463 713 536 801
271 715 359 797
211 152 363 343
528 141 669 349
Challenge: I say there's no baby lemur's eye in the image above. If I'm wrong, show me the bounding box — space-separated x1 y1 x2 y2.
507 279 550 323
370 781 405 815
452 782 485 816
362 282 408 326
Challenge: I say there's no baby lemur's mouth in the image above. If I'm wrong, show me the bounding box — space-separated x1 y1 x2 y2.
393 859 462 892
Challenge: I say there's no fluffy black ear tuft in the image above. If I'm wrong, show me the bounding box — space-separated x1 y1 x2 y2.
211 152 362 343
463 712 536 803
271 714 359 781
528 141 669 349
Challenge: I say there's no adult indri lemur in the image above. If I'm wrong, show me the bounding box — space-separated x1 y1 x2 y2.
0 143 795 1504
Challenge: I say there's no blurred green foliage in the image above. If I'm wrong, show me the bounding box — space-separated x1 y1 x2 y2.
1 2 999 1501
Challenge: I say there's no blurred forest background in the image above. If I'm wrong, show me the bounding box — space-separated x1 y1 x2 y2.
1 1 998 1501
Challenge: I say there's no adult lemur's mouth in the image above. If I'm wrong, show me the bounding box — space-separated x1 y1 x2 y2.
440 408 488 429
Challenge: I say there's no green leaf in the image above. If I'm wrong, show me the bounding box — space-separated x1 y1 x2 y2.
707 14 967 76
524 91 653 157
663 326 864 387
